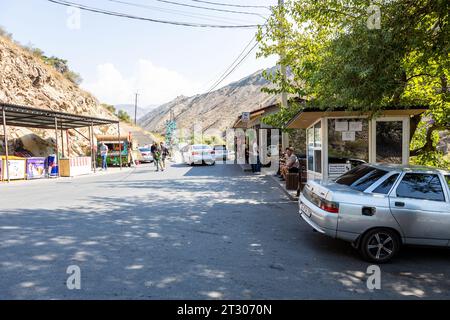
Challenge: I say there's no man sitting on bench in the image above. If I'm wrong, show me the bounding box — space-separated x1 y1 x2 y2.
280 147 299 181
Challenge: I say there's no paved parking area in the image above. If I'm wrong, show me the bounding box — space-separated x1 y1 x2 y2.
1 163 449 299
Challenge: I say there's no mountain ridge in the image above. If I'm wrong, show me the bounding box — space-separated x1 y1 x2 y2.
138 67 278 134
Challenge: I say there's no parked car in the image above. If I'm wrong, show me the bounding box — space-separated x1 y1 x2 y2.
213 145 235 161
299 164 450 263
181 144 215 166
138 147 154 163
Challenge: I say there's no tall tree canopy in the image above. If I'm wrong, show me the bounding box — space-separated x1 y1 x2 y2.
257 0 449 166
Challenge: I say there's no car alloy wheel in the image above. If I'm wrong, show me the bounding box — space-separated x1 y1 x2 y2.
360 228 400 263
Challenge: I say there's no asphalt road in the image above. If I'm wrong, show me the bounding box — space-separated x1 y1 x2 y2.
1 163 449 299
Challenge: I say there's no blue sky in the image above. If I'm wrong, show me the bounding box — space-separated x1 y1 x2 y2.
0 0 278 107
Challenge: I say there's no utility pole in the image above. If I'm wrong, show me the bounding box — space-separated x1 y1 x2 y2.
278 0 289 150
278 0 288 109
134 92 139 125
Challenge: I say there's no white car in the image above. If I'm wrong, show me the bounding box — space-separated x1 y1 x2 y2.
213 145 230 161
138 147 154 163
181 144 215 166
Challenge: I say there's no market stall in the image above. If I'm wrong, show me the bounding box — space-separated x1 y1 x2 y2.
96 134 134 167
1 102 120 183
60 157 91 177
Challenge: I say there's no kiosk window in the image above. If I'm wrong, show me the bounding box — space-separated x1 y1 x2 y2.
307 121 322 173
328 118 369 163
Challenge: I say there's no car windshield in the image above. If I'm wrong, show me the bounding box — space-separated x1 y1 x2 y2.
193 145 211 150
445 175 450 190
335 165 388 191
139 148 151 152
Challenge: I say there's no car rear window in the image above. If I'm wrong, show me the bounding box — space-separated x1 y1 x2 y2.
396 173 445 201
372 174 399 194
335 165 388 191
193 145 211 150
139 148 150 152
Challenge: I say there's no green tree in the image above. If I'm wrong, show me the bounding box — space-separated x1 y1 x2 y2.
117 110 132 123
258 0 449 166
101 103 116 114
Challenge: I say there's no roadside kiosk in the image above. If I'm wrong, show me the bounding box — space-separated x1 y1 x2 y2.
286 107 428 182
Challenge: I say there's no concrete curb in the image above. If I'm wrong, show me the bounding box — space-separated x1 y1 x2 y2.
268 174 299 202
239 164 253 172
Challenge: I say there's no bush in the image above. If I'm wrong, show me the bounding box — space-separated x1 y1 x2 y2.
64 70 82 85
0 26 12 39
117 110 131 123
101 104 116 114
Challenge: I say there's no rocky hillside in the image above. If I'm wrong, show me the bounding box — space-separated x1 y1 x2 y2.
0 34 117 157
139 68 278 134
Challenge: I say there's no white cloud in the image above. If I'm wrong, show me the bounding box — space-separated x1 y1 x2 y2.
82 59 202 106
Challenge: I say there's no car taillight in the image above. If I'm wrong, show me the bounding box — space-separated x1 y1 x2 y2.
319 200 339 213
303 187 339 214
192 152 199 156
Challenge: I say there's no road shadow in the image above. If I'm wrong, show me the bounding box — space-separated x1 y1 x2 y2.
1 164 450 299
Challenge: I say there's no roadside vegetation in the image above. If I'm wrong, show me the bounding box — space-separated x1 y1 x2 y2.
258 0 449 167
100 104 133 123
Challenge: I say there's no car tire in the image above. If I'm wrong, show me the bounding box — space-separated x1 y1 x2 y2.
359 228 400 263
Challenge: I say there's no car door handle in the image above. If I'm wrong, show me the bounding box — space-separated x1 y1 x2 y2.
395 201 405 207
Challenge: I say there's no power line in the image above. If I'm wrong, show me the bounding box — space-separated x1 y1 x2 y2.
189 0 271 10
47 0 260 28
204 20 270 94
105 0 257 25
205 35 256 93
206 39 259 94
152 0 267 18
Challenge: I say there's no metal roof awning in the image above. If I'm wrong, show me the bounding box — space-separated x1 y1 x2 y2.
286 106 428 129
1 102 122 182
1 102 118 129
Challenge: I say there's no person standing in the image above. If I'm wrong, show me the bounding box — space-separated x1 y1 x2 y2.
100 142 109 170
250 139 261 173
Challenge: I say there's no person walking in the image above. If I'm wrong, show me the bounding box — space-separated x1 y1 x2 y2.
153 143 163 172
150 142 157 168
160 142 170 171
99 142 109 171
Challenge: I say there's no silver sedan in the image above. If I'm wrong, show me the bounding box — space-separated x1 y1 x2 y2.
299 164 450 263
